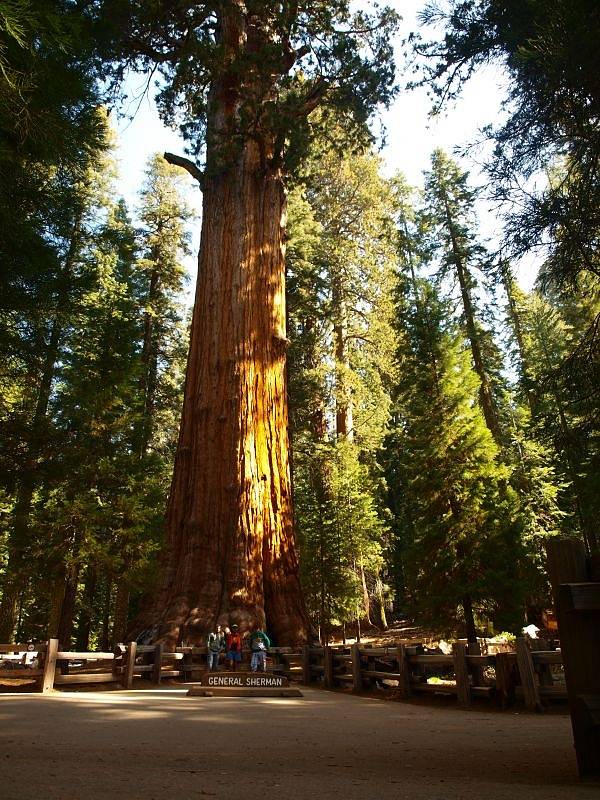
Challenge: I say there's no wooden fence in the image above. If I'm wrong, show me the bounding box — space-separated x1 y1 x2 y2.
0 637 566 709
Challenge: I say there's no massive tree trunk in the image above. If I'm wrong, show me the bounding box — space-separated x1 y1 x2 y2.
139 135 309 647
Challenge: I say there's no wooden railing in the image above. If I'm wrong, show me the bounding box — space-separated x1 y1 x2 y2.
0 637 566 709
298 639 567 710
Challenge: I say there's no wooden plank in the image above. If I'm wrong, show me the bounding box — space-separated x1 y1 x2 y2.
471 686 494 697
0 669 43 678
453 642 471 707
560 583 600 613
151 643 164 684
516 637 543 712
41 638 58 694
53 673 116 685
55 652 115 661
411 682 457 694
358 647 398 657
122 641 137 689
0 643 46 653
359 670 401 681
407 654 455 665
531 651 562 665
301 645 311 686
351 643 362 692
465 655 495 665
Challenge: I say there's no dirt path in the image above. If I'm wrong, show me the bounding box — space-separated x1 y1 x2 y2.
0 687 596 799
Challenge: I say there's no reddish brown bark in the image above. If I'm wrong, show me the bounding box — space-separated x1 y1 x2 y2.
138 145 309 647
133 5 311 648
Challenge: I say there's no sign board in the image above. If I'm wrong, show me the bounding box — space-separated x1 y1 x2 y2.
201 671 288 688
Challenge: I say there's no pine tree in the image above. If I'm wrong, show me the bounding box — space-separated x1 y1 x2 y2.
387 278 525 639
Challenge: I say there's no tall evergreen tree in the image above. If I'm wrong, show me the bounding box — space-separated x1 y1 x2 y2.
98 0 399 645
387 277 525 639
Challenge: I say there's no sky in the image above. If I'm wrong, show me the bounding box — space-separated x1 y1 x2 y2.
113 0 539 293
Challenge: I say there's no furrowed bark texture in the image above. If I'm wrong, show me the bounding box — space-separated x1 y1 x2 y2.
141 140 309 647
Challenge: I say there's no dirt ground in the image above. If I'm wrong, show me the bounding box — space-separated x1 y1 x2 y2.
0 686 597 800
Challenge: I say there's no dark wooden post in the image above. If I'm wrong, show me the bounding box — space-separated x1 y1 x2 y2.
324 645 334 689
396 644 411 696
516 637 543 712
453 642 470 707
151 643 163 685
41 638 58 694
351 643 362 692
182 648 193 682
495 652 517 709
122 641 137 689
301 645 311 686
546 537 600 778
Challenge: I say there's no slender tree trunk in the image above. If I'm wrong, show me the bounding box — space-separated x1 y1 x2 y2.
501 262 537 415
112 582 130 646
462 594 478 646
333 275 354 441
442 197 502 445
47 569 66 640
100 581 112 651
137 134 309 646
57 563 80 649
76 567 97 651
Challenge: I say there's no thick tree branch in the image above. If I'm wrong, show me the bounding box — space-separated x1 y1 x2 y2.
163 152 204 187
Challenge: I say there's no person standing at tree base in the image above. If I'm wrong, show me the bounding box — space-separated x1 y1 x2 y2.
206 624 225 671
226 624 242 671
248 625 270 672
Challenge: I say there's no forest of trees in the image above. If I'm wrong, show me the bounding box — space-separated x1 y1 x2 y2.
0 0 598 649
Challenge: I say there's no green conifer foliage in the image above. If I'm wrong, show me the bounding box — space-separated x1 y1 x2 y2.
388 279 525 637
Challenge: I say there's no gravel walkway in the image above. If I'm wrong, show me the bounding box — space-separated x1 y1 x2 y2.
1 687 597 799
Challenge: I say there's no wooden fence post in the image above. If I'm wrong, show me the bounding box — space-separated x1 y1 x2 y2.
516 637 542 712
324 645 334 689
41 638 58 694
351 643 362 692
396 644 411 696
151 643 163 685
301 645 311 686
182 649 193 683
547 536 600 779
453 642 470 707
122 641 137 689
495 652 517 709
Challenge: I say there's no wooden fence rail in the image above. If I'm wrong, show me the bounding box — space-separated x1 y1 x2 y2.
0 637 566 708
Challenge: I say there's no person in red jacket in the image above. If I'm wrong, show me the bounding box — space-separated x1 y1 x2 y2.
226 624 243 671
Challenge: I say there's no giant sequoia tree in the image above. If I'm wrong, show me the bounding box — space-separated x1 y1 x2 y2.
100 1 398 645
